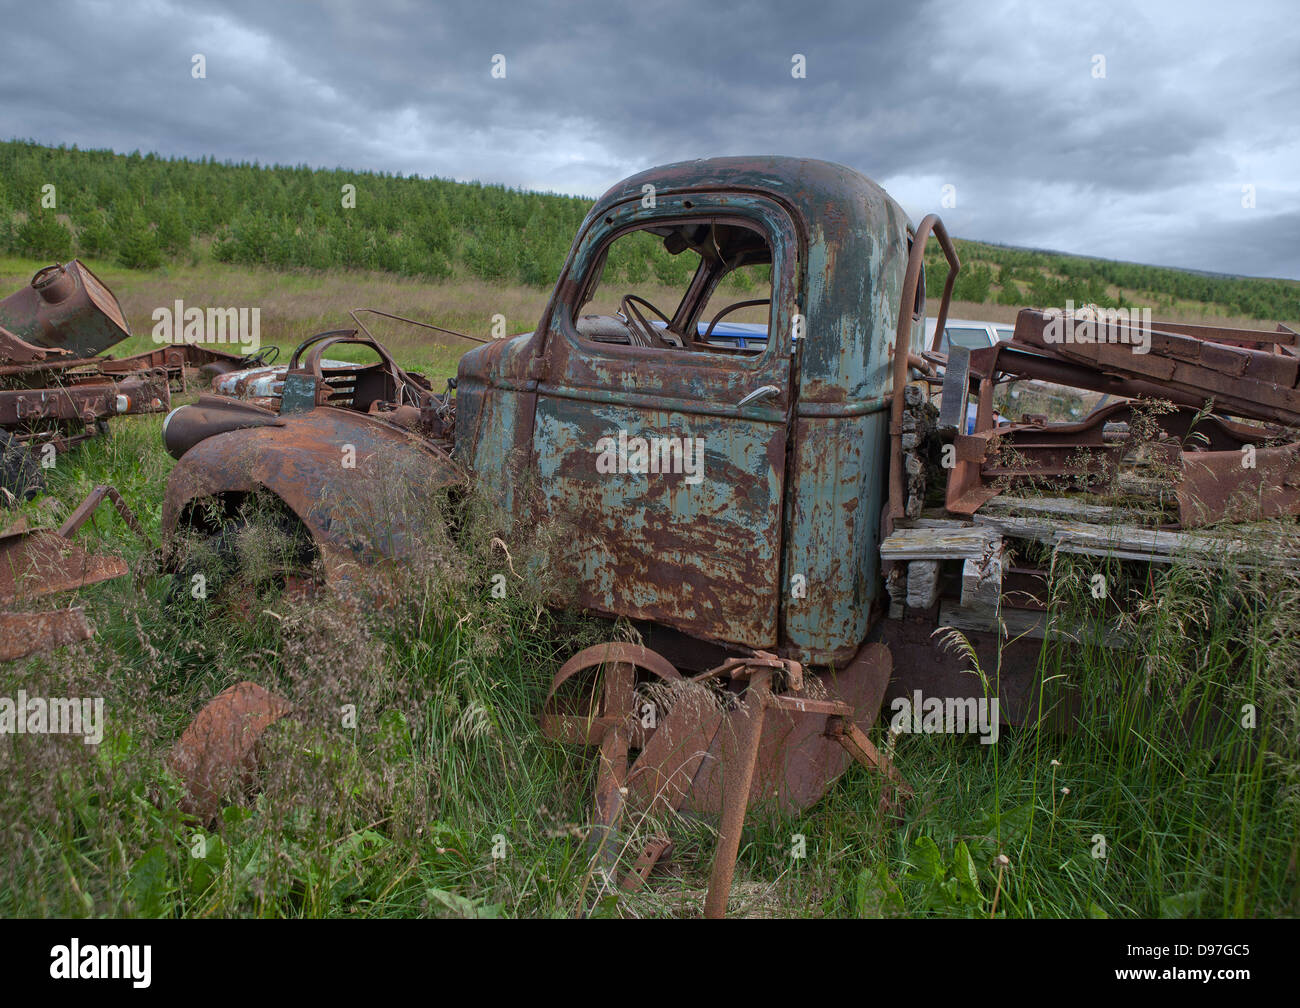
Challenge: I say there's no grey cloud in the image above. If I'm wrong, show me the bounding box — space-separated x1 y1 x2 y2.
1 0 1296 278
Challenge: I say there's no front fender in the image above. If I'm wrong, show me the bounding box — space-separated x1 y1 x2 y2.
162 406 465 580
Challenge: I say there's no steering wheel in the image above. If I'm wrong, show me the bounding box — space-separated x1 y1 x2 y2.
619 294 676 350
702 299 770 341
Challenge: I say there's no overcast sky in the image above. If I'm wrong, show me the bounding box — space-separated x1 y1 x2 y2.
3 0 1296 279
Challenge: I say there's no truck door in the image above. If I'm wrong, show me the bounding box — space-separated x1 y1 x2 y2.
531 193 800 648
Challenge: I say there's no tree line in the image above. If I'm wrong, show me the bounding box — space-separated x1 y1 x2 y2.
925 237 1299 322
1 140 1295 321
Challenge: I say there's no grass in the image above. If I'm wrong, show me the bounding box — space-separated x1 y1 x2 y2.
0 253 753 384
3 251 1290 385
0 258 1296 918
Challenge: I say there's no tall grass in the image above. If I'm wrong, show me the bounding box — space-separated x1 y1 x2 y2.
0 404 1296 917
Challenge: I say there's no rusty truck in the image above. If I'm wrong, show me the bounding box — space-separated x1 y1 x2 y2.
157 156 1300 916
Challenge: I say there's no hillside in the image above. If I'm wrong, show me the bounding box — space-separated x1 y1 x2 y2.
2 139 1298 327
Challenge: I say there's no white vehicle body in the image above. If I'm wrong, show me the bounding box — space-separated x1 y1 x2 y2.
923 317 1014 354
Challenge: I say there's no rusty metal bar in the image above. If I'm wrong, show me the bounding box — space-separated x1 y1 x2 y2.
350 307 486 345
590 659 635 869
703 666 773 919
888 215 960 538
57 484 151 545
0 372 169 427
827 716 912 798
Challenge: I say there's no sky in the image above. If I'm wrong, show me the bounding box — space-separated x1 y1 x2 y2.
2 0 1296 279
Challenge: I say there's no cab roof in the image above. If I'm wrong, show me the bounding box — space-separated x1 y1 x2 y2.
593 156 919 403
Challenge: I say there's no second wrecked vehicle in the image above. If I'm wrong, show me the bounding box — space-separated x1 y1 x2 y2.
158 156 1300 915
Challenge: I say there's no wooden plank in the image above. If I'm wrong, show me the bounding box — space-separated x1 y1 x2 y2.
906 517 973 529
906 560 941 610
881 525 999 560
961 554 1002 610
972 513 1252 562
982 495 1162 525
1117 473 1179 500
938 344 971 430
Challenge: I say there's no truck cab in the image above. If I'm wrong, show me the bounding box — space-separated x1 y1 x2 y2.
454 156 927 665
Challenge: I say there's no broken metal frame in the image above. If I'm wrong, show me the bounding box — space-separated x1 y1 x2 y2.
1 261 261 459
0 484 151 662
933 310 1300 526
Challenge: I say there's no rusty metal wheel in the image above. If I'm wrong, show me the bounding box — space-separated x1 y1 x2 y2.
541 643 684 870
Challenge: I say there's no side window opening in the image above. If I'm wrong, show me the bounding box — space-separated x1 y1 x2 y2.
572 218 773 357
944 326 994 351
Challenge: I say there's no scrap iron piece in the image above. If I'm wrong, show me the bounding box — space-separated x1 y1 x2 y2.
57 484 152 544
0 261 130 361
1177 441 1300 526
703 664 775 919
695 643 901 917
544 641 903 917
1012 310 1300 428
0 369 171 433
541 642 684 872
100 343 261 392
0 527 128 606
0 484 149 662
0 607 93 662
938 342 1300 519
887 215 960 541
825 715 913 816
169 681 293 821
618 835 675 892
0 322 56 367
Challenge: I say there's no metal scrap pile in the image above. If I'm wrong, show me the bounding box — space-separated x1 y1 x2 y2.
0 260 255 504
927 308 1300 527
0 262 253 661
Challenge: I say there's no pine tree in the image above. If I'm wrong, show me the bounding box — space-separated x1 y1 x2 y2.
16 213 74 261
116 213 163 269
76 209 115 258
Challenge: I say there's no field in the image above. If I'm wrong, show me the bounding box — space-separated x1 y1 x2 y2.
0 143 1297 918
3 388 1295 917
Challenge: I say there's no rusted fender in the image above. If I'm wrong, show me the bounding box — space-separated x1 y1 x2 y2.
161 405 465 581
169 681 293 821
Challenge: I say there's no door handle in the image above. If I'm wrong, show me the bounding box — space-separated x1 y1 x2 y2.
737 385 779 408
